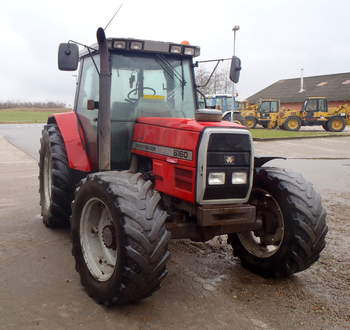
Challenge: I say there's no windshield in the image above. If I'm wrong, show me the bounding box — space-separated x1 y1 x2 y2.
110 53 196 120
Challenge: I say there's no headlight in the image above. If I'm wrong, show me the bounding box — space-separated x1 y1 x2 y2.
184 47 195 56
113 40 126 49
232 172 247 184
130 41 143 50
170 45 182 54
208 172 225 185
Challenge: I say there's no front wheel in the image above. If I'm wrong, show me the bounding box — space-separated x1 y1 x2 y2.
228 167 327 278
245 116 257 129
71 171 171 305
283 116 301 131
231 112 247 126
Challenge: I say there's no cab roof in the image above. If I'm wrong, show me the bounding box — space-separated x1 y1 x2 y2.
80 38 200 58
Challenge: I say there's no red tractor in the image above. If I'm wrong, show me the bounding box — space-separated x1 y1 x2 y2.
39 28 327 306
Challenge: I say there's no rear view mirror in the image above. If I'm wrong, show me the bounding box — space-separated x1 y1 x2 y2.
230 56 241 83
58 43 79 71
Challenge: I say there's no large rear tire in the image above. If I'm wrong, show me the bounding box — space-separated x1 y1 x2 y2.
326 116 346 132
228 167 327 278
39 124 73 227
71 172 171 305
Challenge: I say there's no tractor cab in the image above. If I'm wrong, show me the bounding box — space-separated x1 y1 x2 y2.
301 97 328 119
256 99 279 128
214 94 234 112
206 94 234 112
257 99 279 116
59 36 201 170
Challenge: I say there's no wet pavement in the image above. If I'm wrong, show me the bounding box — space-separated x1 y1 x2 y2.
0 125 349 329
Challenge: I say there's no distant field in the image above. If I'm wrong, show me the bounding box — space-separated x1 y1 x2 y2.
251 128 349 139
0 108 69 123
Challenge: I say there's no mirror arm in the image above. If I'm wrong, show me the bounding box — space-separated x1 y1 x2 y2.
87 48 100 76
195 88 207 108
68 40 98 52
197 60 221 88
68 40 100 76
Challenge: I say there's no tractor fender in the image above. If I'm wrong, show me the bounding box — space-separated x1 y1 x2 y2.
48 112 92 172
254 156 286 168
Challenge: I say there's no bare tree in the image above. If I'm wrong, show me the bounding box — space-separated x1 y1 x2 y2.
0 101 66 110
195 62 233 96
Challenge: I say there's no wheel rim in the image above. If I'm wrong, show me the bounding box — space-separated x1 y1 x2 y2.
43 152 52 210
287 119 299 129
238 188 284 258
80 197 117 281
331 119 343 131
246 119 255 128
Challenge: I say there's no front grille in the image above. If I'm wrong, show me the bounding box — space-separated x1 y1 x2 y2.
207 133 250 152
196 128 253 205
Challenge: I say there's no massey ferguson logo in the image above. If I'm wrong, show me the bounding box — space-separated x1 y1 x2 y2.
224 155 235 165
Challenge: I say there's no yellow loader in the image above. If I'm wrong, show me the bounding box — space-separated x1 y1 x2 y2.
279 97 350 131
251 97 350 132
241 99 279 129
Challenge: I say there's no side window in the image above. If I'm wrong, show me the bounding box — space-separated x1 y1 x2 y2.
223 112 232 121
77 56 100 118
318 99 326 112
305 99 317 111
271 101 278 113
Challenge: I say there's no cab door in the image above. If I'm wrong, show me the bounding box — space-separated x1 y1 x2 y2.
75 56 100 170
302 99 318 120
259 101 271 119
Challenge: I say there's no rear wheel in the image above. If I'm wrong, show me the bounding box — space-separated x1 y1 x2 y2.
228 167 327 278
326 117 346 132
71 172 171 305
283 116 301 131
39 124 73 227
245 116 257 129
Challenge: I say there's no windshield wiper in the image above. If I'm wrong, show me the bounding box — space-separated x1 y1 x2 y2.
155 55 186 89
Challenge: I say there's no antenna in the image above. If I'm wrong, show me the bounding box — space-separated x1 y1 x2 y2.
104 3 123 31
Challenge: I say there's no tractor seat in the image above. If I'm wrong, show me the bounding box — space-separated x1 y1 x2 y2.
135 97 172 118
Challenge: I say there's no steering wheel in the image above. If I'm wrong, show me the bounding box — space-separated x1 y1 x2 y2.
126 87 156 103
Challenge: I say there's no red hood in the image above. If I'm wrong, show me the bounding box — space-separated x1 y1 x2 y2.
136 117 246 132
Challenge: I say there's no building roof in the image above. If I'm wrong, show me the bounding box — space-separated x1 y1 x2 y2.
247 72 350 103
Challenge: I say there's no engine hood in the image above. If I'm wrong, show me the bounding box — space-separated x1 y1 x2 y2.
136 117 246 133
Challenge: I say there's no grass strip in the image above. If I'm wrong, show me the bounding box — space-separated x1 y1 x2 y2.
251 128 349 140
0 108 69 123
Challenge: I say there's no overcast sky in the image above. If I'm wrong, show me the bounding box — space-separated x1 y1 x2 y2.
1 0 349 105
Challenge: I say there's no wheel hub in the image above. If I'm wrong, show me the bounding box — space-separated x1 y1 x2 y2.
288 119 298 129
102 225 116 249
238 189 284 258
332 120 341 129
80 197 118 281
